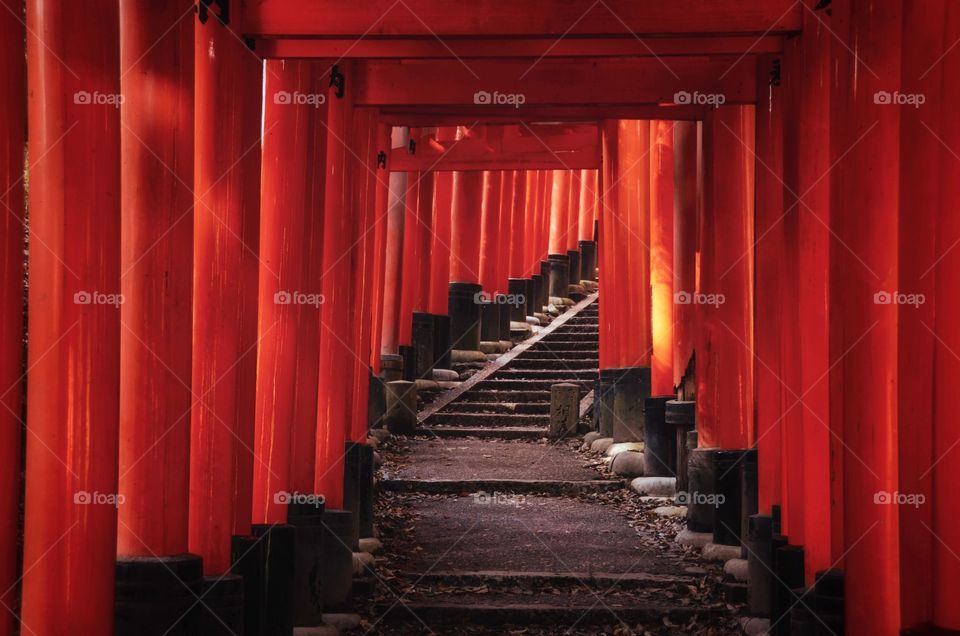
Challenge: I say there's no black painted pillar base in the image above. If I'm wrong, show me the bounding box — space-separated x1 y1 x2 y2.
194 574 246 635
343 442 362 551
367 372 385 430
233 524 296 636
740 449 759 544
611 366 651 442
411 311 435 379
539 260 550 309
595 369 619 437
398 345 416 382
432 313 452 369
547 253 570 300
666 400 695 493
495 293 512 340
478 298 500 342
287 498 326 626
747 513 774 617
712 450 747 546
529 275 543 315
642 395 676 477
771 544 805 636
448 281 482 351
115 554 203 636
357 444 375 539
579 239 597 281
508 278 530 321
567 249 581 287
319 510 356 611
685 447 718 533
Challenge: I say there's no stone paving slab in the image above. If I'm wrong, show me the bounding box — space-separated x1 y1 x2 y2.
399 495 678 575
385 439 600 481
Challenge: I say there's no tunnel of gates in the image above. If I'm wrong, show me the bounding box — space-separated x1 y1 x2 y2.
1 0 960 634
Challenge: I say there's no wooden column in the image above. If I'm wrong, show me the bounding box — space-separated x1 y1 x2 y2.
650 121 675 395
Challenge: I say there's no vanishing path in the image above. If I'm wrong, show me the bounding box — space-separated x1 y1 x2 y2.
365 299 740 635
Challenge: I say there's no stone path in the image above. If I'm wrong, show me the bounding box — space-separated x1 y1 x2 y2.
361 299 741 635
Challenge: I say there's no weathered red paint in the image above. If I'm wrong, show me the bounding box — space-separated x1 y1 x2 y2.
649 121 675 395
189 9 262 575
671 122 698 389
428 127 457 315
117 0 194 557
22 0 121 629
0 2 24 631
449 171 484 284
479 171 504 294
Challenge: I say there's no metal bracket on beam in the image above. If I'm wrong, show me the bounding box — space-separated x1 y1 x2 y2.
769 58 781 87
377 151 387 169
329 65 345 99
408 139 416 155
813 0 831 15
196 0 230 26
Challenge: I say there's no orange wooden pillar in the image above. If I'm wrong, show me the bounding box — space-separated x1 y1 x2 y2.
21 0 121 631
399 157 434 347
672 122 698 393
116 6 196 621
697 107 755 450
828 1 901 631
380 127 408 360
755 53 788 522
497 171 516 296
0 2 24 632
189 6 262 576
506 171 530 321
369 123 391 377
932 4 960 629
251 59 317 525
566 170 582 284
598 123 620 372
428 128 456 316
315 61 356 508
546 169 571 299
649 121 675 396
478 171 503 342
577 169 598 282
349 109 379 441
448 170 484 351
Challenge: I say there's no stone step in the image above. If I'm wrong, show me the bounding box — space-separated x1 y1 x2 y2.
402 569 696 590
428 412 550 427
457 390 552 402
527 341 599 352
418 426 547 440
494 368 598 381
371 600 720 627
512 350 599 362
507 357 598 370
473 379 592 392
379 477 624 495
440 401 550 415
541 331 598 341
